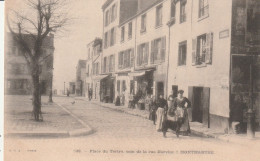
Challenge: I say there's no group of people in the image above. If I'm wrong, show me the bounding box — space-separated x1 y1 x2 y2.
148 90 191 137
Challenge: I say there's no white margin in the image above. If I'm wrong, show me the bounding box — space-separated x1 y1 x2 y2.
0 1 5 160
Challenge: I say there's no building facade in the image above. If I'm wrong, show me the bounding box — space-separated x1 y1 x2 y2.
167 0 260 131
88 0 260 133
86 38 103 101
5 33 54 95
76 60 86 96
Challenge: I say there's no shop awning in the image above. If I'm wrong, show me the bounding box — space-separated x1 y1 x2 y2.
128 71 146 77
92 74 109 80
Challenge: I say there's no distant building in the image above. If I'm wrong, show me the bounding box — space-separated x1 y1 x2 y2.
76 60 86 96
5 33 54 95
86 38 103 101
69 82 76 94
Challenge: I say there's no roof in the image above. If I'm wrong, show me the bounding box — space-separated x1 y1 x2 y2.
102 0 114 10
77 59 86 69
119 0 164 26
6 32 55 49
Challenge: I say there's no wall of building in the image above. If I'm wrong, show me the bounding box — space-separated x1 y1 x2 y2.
167 0 233 130
135 0 170 98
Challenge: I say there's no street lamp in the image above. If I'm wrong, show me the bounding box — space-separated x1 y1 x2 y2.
64 82 65 95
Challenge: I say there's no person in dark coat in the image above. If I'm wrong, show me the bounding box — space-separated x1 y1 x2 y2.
155 94 168 131
149 96 157 125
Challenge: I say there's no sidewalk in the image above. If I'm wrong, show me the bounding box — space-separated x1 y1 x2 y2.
5 95 92 137
75 96 260 145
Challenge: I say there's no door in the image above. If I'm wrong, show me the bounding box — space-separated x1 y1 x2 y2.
202 87 210 128
192 87 203 123
172 85 178 98
157 82 164 99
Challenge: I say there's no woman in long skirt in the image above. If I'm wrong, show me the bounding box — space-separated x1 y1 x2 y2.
155 94 167 132
174 90 191 135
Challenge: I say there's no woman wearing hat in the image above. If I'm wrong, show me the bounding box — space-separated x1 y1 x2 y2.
173 90 191 135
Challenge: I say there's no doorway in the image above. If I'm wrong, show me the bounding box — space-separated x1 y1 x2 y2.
172 85 178 98
157 82 164 98
189 86 210 127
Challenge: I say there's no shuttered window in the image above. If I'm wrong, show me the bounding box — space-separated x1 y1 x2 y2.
137 43 149 66
118 48 133 69
150 36 166 64
192 32 213 66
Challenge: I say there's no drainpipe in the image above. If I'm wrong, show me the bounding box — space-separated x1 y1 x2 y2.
166 25 171 99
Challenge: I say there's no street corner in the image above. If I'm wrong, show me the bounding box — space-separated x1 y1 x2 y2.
68 128 94 137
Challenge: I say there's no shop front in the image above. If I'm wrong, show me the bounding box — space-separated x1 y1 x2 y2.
100 74 115 103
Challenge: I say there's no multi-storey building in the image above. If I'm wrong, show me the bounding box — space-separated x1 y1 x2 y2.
98 0 260 133
5 33 54 95
167 0 260 132
101 0 138 103
86 38 103 101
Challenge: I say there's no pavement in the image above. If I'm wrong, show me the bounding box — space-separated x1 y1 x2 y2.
74 96 260 145
4 95 93 138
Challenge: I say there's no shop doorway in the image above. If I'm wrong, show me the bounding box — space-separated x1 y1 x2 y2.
189 86 210 127
157 82 164 98
172 85 178 98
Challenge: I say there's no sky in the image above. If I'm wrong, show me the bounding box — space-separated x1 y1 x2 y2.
52 0 105 93
5 0 105 93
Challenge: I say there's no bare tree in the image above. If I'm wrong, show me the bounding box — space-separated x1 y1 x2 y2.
6 0 69 121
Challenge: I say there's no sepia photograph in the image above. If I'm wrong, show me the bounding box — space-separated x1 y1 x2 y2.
2 0 260 160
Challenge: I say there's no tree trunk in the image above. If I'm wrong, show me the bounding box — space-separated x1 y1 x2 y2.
32 63 42 121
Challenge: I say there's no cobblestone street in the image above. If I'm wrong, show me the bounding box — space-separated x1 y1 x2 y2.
4 96 260 161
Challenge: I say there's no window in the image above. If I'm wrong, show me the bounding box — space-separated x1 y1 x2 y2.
105 10 109 26
111 4 116 22
178 41 187 66
199 0 209 18
180 1 186 23
109 55 114 72
103 57 107 73
192 33 213 66
88 48 90 58
121 26 125 42
151 36 166 64
128 22 132 39
104 32 108 48
156 5 163 27
110 28 115 46
137 43 149 66
96 63 99 74
141 14 146 33
118 49 133 69
171 0 176 18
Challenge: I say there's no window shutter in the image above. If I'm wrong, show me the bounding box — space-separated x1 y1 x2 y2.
115 3 117 19
114 27 116 44
137 45 140 66
109 8 112 24
113 55 115 71
107 31 110 47
192 38 197 65
145 43 149 64
130 48 134 67
205 32 213 64
118 52 121 69
161 36 166 61
150 40 155 64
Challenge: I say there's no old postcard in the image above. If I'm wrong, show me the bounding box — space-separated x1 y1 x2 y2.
3 0 260 160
